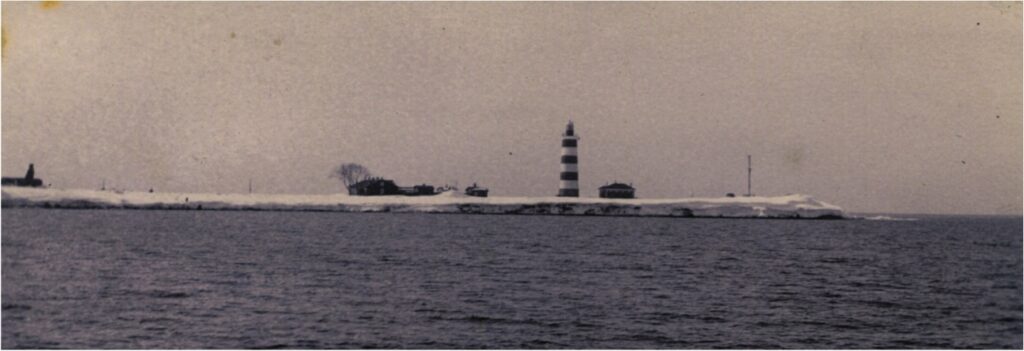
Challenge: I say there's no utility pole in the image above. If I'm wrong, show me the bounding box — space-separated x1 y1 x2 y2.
746 155 752 197
248 178 253 194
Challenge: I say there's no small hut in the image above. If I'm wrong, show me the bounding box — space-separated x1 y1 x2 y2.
465 183 489 197
598 182 635 199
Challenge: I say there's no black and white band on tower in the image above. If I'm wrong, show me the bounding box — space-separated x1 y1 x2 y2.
558 120 580 197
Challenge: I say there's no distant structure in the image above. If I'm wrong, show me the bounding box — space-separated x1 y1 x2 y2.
558 121 580 197
746 155 753 197
348 178 441 196
465 183 489 197
599 182 635 199
399 184 436 196
1 164 44 187
435 184 459 193
348 178 400 196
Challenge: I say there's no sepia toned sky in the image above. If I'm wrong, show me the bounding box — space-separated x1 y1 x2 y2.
2 2 1021 215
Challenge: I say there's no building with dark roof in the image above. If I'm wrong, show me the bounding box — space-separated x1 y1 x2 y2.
348 178 400 196
598 182 635 199
348 178 442 196
465 183 489 197
399 184 436 196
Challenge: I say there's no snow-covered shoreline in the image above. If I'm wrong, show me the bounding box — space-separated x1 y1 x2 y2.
1 187 846 219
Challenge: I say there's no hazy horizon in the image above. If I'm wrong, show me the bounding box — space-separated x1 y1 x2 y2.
2 2 1021 215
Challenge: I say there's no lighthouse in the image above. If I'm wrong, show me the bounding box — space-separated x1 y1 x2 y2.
558 120 580 197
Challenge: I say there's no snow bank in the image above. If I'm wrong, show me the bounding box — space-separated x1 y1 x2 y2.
1 187 846 219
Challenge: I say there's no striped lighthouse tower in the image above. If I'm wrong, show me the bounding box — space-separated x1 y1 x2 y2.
558 120 580 197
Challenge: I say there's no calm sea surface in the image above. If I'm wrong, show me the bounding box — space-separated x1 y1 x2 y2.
2 209 1021 348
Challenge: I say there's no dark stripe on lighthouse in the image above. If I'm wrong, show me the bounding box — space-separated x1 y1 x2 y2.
561 139 577 147
561 155 577 163
560 172 578 181
558 189 579 197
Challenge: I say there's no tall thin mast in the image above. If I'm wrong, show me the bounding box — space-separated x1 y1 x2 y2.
248 178 253 194
746 155 752 197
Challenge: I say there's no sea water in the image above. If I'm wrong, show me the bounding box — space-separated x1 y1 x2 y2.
2 209 1021 348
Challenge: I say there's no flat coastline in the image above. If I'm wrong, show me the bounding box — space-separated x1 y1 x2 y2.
2 187 846 219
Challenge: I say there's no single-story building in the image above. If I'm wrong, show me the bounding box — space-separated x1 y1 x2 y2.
348 178 400 196
598 182 635 199
465 183 489 197
399 184 436 196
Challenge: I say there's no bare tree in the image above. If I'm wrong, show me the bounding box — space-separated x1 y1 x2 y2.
331 163 373 188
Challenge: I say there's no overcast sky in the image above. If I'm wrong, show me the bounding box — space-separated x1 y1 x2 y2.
2 2 1021 215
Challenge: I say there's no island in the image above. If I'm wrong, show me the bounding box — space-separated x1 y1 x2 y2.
2 187 846 219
